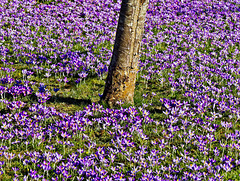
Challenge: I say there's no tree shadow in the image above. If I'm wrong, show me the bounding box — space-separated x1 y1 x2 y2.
49 95 92 107
148 107 163 114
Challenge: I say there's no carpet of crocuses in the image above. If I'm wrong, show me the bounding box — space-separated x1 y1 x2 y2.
0 0 240 180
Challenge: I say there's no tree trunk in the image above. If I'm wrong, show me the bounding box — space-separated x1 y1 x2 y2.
101 0 149 107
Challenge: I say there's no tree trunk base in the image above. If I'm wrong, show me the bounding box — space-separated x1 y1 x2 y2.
101 66 138 107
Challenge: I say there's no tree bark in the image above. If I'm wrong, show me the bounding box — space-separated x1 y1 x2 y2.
101 0 149 107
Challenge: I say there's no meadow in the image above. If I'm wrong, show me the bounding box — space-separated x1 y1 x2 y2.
0 0 240 180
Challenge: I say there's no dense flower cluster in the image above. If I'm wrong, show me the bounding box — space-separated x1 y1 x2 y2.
36 83 51 103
